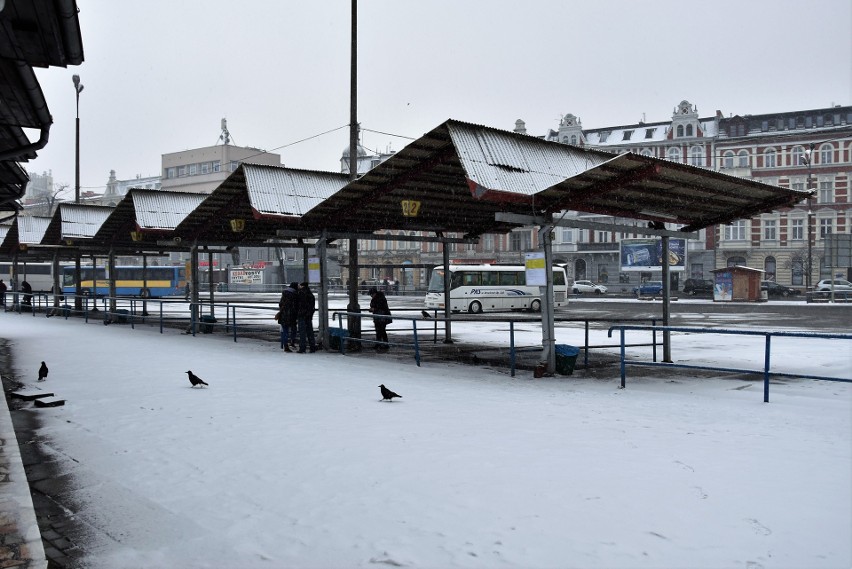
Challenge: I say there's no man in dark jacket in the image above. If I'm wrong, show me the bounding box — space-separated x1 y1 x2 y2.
368 286 392 351
296 282 317 353
277 282 298 352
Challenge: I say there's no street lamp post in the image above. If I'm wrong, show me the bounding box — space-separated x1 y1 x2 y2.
803 143 815 291
72 75 84 310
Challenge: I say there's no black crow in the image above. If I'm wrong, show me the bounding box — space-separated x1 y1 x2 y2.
379 384 401 401
421 310 432 319
185 370 208 388
38 361 48 381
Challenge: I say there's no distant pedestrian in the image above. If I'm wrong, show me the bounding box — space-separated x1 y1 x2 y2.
0 279 6 307
277 282 298 352
296 282 317 353
368 287 392 351
21 280 32 306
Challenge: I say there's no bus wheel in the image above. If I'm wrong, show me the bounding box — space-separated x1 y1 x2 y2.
468 300 483 314
529 299 541 312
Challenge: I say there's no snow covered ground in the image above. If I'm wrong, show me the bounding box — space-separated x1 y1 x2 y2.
4 313 851 569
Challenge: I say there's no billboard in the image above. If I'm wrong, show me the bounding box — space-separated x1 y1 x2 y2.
620 238 686 271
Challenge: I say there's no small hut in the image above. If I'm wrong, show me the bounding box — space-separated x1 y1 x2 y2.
712 266 765 302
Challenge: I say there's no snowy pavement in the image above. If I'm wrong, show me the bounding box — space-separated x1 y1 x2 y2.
2 312 851 569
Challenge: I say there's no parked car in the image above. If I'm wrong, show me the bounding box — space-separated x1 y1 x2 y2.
682 278 714 295
572 280 607 294
814 279 852 293
760 280 801 298
633 281 664 296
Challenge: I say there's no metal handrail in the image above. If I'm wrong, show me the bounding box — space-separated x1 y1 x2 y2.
607 324 852 402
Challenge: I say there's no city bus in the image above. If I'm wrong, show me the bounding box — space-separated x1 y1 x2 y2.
0 261 58 292
424 264 569 313
61 265 186 298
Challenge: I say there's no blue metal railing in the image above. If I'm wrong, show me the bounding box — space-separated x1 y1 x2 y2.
607 325 852 402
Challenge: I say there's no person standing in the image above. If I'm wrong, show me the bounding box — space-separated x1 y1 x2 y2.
21 280 32 307
368 286 392 351
296 282 317 353
0 279 6 308
277 282 298 352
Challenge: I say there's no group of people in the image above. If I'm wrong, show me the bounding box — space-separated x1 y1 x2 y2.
276 283 394 353
277 282 317 353
0 279 31 309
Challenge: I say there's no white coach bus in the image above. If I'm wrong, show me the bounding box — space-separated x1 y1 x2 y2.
424 264 569 314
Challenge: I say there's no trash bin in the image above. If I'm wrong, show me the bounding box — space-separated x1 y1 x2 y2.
200 315 217 334
555 344 580 375
329 326 349 351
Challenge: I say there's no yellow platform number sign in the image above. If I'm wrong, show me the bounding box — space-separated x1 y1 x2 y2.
401 200 421 217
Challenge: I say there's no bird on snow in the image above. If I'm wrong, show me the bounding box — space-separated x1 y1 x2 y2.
379 384 401 402
421 310 432 319
38 361 48 381
185 370 209 388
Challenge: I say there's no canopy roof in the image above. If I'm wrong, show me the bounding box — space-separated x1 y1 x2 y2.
174 165 350 245
0 0 85 208
94 189 207 251
303 119 810 236
1 119 811 258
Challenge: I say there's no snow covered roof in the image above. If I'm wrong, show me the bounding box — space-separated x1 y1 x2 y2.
41 204 114 244
173 164 349 245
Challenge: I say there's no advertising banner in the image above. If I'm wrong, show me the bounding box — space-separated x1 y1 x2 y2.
230 268 263 285
620 238 686 271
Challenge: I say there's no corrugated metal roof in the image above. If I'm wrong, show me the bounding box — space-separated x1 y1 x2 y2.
133 190 207 230
449 122 612 199
57 204 114 240
17 216 50 244
244 164 349 217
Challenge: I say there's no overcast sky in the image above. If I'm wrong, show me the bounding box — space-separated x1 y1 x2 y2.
26 0 852 195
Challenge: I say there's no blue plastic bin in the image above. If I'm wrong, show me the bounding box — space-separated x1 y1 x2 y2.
555 344 580 375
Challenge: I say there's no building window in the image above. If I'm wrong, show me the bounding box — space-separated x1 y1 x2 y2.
166 167 176 179
676 125 684 137
483 234 495 251
559 228 574 243
177 165 186 177
510 231 531 252
641 148 653 157
764 256 777 281
689 146 704 167
791 146 805 166
763 219 777 241
622 130 633 141
213 161 221 172
667 148 681 162
724 220 747 241
819 144 834 164
598 131 610 143
790 218 804 241
189 163 197 175
819 218 833 239
597 231 610 243
569 135 577 144
818 180 834 204
764 149 777 168
686 124 693 136
737 150 749 167
690 263 704 279
723 151 734 169
645 128 655 139
791 259 804 285
230 161 239 172
201 162 210 174
727 256 746 267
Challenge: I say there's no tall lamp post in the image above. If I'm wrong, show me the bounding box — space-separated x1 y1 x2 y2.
72 75 84 310
803 143 815 291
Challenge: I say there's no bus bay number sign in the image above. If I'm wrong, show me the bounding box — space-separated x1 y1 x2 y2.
401 200 421 217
